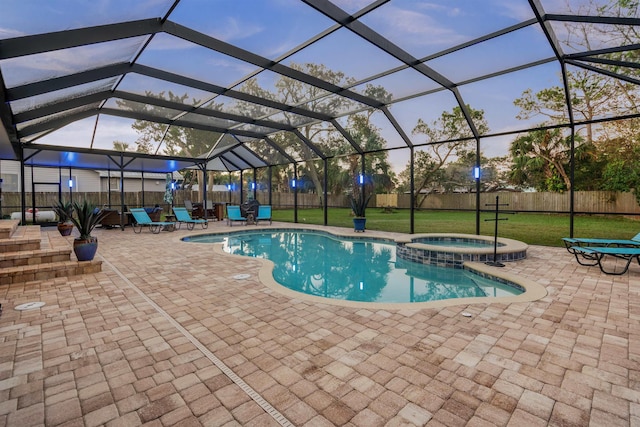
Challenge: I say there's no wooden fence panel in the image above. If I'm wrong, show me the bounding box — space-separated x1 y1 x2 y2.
389 191 640 214
4 190 640 218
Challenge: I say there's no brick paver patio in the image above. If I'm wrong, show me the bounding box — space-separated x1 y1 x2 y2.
0 221 638 426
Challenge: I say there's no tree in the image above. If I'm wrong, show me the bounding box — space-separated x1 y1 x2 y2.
597 118 640 201
398 105 488 206
513 69 616 145
238 65 394 204
112 141 130 152
116 91 221 192
508 128 594 191
510 0 640 193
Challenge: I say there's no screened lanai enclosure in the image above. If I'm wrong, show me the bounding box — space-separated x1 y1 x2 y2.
1 0 640 238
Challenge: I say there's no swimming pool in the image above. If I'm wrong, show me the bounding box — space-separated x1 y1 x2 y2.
183 230 525 304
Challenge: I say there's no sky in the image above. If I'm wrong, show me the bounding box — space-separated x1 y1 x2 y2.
0 0 614 174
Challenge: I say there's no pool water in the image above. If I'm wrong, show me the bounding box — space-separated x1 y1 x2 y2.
184 231 523 304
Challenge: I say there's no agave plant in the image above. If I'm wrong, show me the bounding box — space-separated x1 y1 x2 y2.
68 201 108 241
52 200 74 224
349 192 372 218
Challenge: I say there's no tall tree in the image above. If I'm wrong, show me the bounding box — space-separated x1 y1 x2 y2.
509 129 585 191
398 105 488 206
238 65 394 205
116 91 221 191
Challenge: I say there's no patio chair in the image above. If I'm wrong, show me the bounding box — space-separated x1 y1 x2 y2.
130 208 176 234
173 207 208 230
570 246 640 275
226 205 246 226
562 232 640 254
255 205 272 225
184 199 194 213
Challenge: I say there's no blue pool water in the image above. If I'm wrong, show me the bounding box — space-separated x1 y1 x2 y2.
184 230 523 303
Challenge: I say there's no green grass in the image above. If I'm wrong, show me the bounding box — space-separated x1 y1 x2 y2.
271 207 640 247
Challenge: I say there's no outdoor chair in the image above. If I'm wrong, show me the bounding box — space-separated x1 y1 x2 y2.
255 205 272 225
226 205 247 226
173 207 208 230
569 246 640 275
130 208 176 234
562 232 640 255
184 199 194 213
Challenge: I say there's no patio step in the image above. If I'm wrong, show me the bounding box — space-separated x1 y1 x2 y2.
0 228 102 285
0 219 21 239
0 259 102 286
0 229 72 268
0 225 43 253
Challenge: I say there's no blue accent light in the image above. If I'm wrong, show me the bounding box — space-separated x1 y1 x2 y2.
291 179 296 188
251 182 256 190
68 179 73 188
171 181 175 190
359 174 364 185
227 184 232 191
64 152 76 163
474 167 481 180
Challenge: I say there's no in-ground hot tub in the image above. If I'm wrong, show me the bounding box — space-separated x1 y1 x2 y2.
396 233 528 268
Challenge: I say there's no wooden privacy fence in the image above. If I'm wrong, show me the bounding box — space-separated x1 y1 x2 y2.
4 190 640 216
377 191 640 214
0 191 350 215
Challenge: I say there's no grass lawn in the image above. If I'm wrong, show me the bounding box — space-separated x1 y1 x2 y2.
271 207 640 247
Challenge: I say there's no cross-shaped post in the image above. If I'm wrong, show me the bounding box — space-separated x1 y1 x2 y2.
484 195 510 267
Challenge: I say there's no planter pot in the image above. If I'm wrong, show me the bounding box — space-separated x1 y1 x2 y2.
57 222 74 236
73 237 98 261
353 217 366 232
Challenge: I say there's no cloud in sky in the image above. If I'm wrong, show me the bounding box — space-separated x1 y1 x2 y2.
210 17 264 44
380 5 468 46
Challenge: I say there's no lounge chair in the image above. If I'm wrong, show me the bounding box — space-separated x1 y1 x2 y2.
255 205 272 225
173 207 208 230
130 208 176 234
563 232 640 254
226 205 246 226
570 246 640 275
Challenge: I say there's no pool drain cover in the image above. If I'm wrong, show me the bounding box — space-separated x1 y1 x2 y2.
232 274 251 280
15 302 45 311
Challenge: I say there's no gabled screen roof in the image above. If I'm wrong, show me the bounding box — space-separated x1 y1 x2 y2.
1 0 638 173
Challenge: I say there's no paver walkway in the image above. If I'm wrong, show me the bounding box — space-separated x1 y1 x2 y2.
0 221 639 426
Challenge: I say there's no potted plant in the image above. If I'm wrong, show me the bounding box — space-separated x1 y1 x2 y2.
52 200 74 236
67 201 108 261
349 193 372 232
